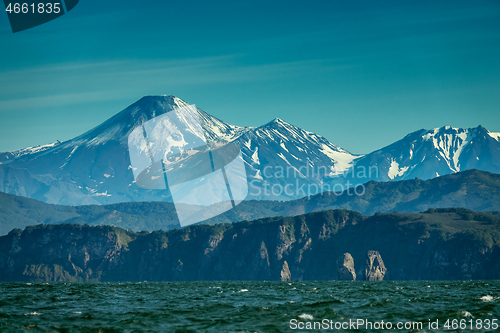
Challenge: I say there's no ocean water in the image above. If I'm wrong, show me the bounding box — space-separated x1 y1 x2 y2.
0 281 498 332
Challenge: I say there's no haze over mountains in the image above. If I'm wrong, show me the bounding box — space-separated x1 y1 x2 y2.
1 95 499 205
1 168 499 236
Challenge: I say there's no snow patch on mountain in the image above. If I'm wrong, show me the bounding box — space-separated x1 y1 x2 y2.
1 141 61 162
60 145 79 169
489 131 500 142
251 147 260 164
277 152 291 165
388 159 409 180
422 127 473 172
280 142 289 152
319 144 358 175
452 132 471 172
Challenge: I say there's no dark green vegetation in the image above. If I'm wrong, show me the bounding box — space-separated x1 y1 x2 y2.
1 208 499 282
0 192 179 236
1 169 500 236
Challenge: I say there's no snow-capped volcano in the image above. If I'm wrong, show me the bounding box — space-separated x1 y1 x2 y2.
0 96 253 205
1 96 499 205
0 96 356 204
340 125 500 185
67 95 251 148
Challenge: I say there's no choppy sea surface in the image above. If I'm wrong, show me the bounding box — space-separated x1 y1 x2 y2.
0 281 499 332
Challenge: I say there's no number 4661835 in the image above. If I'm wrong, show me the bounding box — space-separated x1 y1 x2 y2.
5 3 61 14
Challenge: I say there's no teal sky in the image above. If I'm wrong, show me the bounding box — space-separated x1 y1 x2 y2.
0 0 499 154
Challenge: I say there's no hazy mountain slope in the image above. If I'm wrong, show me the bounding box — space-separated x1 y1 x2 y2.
2 169 500 236
273 169 500 217
0 191 180 236
0 191 77 234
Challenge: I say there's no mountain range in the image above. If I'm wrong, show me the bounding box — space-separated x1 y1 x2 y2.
343 125 500 183
1 169 499 236
1 95 499 205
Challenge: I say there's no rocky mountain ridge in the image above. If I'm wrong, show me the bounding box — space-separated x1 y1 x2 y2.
1 208 499 282
343 125 500 184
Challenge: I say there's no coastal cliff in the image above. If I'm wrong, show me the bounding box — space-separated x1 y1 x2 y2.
0 208 499 282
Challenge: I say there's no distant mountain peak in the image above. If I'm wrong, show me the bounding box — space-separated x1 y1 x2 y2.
260 117 288 127
428 124 487 133
65 95 194 148
126 95 190 118
137 95 187 106
350 124 500 183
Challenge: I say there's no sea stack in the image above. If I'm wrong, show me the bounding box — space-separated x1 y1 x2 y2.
364 250 387 281
280 261 291 281
337 253 356 281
